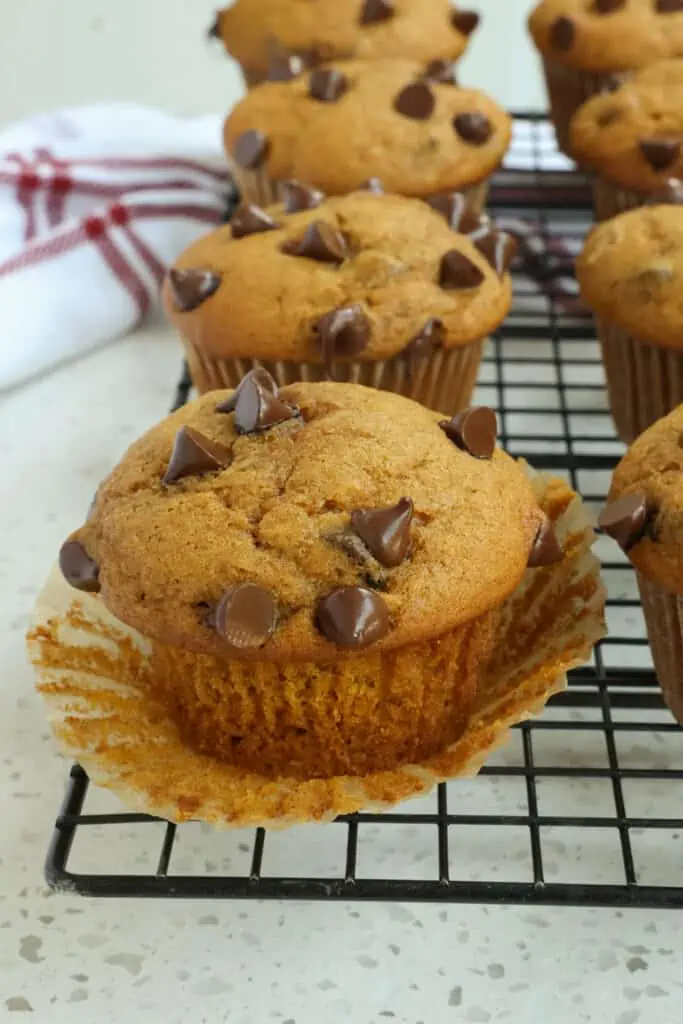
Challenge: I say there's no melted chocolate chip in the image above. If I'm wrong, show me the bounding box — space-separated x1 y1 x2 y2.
657 0 683 11
439 249 485 289
315 305 371 360
309 68 348 102
59 540 101 593
360 177 385 194
316 586 390 648
598 491 650 551
279 179 325 213
394 82 435 120
351 498 414 568
267 53 305 81
231 371 299 434
231 203 280 239
168 268 221 312
214 583 278 649
593 0 625 11
405 318 445 358
549 15 575 49
454 112 493 145
474 229 518 275
423 59 458 85
234 130 269 169
163 426 231 485
440 406 497 458
207 11 221 39
360 0 394 24
527 517 564 568
451 10 481 34
639 138 681 171
215 367 278 414
282 220 349 264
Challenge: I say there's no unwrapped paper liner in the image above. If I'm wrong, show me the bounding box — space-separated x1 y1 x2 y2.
28 470 605 829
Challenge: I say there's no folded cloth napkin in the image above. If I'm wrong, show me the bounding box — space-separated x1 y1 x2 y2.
0 103 231 392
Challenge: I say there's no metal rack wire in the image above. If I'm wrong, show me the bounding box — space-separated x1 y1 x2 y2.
44 116 683 907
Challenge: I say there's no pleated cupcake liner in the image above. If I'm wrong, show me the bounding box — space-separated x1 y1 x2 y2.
541 57 629 159
636 574 683 726
591 178 650 222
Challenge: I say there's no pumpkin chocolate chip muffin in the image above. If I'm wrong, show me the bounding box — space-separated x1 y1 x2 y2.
223 58 511 214
56 377 549 780
209 0 481 88
529 0 683 157
576 203 683 441
163 189 516 414
599 404 683 722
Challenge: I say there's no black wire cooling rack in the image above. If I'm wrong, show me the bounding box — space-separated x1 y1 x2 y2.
45 116 683 907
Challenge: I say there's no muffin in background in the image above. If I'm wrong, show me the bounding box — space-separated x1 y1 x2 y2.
576 203 683 443
599 406 683 723
163 189 516 414
223 59 511 214
570 59 683 220
210 0 481 88
529 0 683 158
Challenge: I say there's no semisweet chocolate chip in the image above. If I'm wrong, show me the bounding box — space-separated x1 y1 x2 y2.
527 517 564 568
214 583 278 649
474 229 518 275
440 406 497 458
598 491 650 551
314 305 371 360
163 426 231 485
231 203 280 239
207 11 221 39
423 59 458 85
59 540 101 593
549 15 575 49
309 68 348 102
646 177 683 204
454 112 493 145
215 367 278 414
359 177 385 193
351 498 414 568
596 104 622 127
316 586 390 648
394 82 435 120
656 0 683 12
282 220 349 264
279 179 325 213
439 249 485 289
639 137 681 171
451 10 481 34
404 317 445 358
234 130 269 169
360 0 395 24
168 268 221 312
593 0 625 11
267 52 305 81
229 370 299 434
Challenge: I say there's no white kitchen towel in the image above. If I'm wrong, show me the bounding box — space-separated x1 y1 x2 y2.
0 103 231 392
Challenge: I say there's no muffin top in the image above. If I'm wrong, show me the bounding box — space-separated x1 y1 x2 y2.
529 0 683 74
59 378 548 662
576 204 683 350
570 59 683 191
163 190 515 362
601 404 683 594
224 59 511 195
213 1 480 82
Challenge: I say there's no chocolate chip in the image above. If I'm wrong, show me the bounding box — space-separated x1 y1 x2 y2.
214 583 278 649
646 177 683 204
360 177 385 193
59 540 101 593
598 491 650 551
596 105 622 127
207 11 221 39
527 517 564 568
639 138 681 171
231 203 280 239
267 53 305 81
474 229 518 275
593 0 625 11
549 15 575 49
440 406 497 458
282 220 349 264
168 268 221 312
163 426 231 485
351 498 414 568
360 0 394 24
315 305 371 360
316 586 390 648
230 370 299 434
216 367 278 414
423 59 458 85
279 179 325 213
404 318 445 358
234 130 269 169
454 112 492 145
439 249 485 289
451 10 481 34
656 0 683 11
394 82 435 120
309 68 348 102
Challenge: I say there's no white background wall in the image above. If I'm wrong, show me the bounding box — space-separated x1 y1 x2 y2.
2 0 542 126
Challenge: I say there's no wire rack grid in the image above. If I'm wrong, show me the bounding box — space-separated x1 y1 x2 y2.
44 115 683 907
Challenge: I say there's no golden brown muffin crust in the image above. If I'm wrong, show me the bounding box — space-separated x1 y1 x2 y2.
530 0 683 73
69 383 543 661
577 204 683 350
163 191 513 361
223 59 511 195
607 404 683 594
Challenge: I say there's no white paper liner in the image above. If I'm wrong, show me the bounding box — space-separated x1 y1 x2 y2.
28 470 605 829
541 57 629 159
